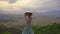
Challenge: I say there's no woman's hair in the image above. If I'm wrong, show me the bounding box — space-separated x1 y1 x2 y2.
24 12 33 16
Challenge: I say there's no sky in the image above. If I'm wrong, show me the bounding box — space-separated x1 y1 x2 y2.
0 0 60 14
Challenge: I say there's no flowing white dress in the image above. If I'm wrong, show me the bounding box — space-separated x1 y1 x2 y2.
22 24 34 34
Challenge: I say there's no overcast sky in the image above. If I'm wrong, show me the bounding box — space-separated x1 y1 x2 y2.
0 0 60 14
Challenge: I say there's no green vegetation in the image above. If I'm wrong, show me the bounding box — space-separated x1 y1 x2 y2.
0 23 60 34
3 32 11 34
33 23 60 34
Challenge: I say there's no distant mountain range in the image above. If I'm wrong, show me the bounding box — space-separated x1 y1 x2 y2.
0 10 60 17
32 11 60 17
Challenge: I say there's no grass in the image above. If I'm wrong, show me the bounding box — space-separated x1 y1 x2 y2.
0 23 60 34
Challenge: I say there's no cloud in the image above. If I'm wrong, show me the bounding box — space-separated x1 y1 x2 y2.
0 0 7 1
0 0 60 14
8 0 16 3
0 0 16 3
43 0 60 10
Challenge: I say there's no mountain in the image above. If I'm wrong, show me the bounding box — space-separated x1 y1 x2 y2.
32 11 60 17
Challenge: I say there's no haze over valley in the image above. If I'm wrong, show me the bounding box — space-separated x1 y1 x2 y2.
0 11 60 26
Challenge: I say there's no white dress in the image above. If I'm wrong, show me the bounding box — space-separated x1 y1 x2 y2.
22 24 34 34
